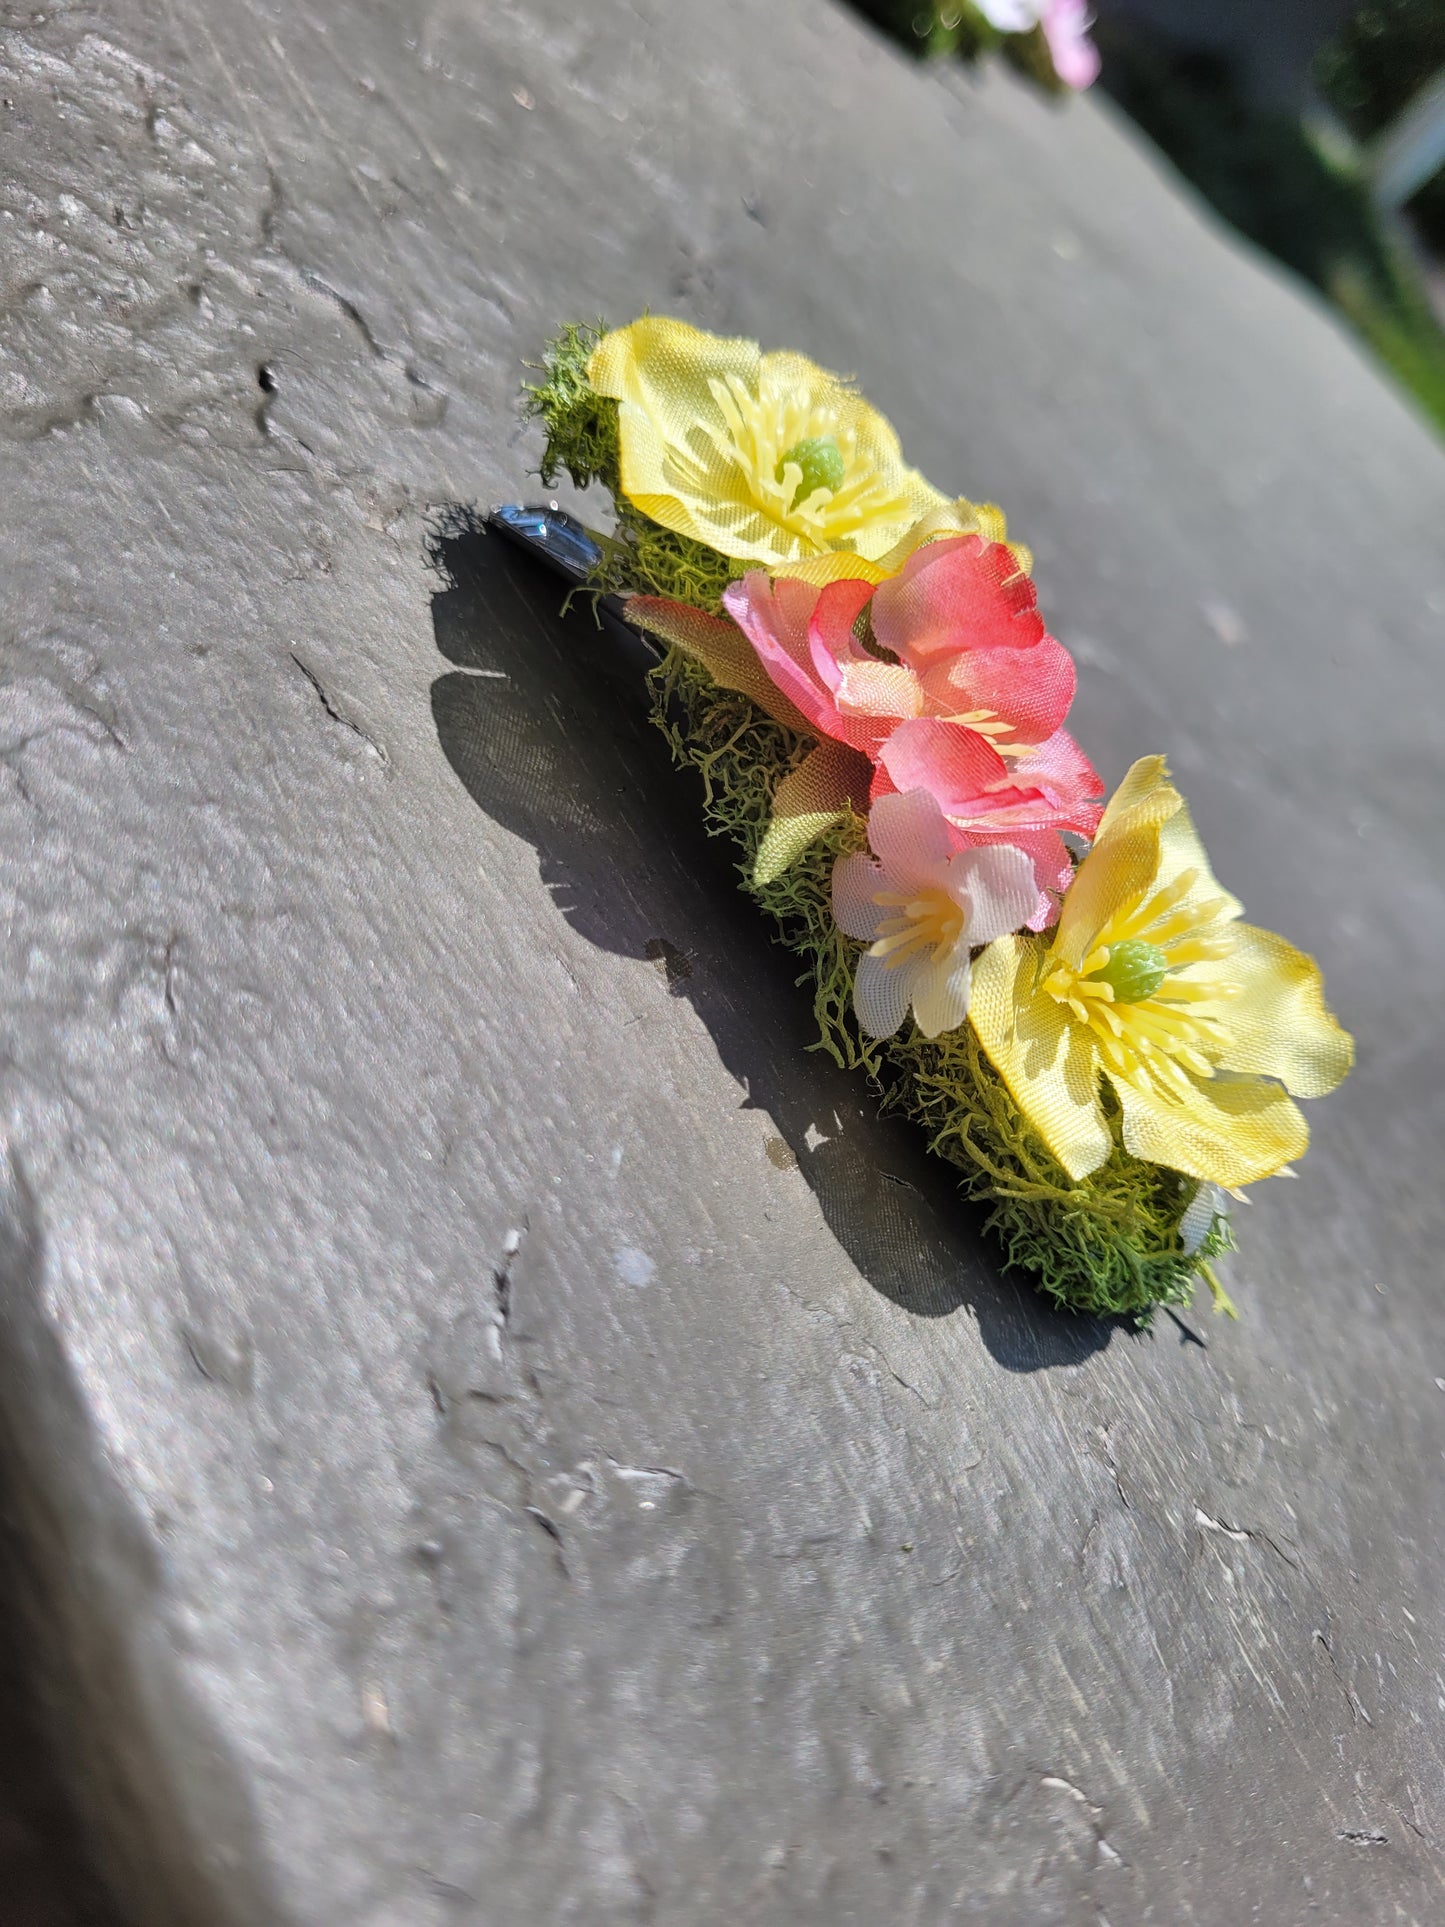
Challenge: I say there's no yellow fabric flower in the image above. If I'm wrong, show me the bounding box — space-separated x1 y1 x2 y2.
969 757 1353 1187
586 317 947 569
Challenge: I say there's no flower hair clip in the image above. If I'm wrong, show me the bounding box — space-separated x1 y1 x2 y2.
493 317 1353 1323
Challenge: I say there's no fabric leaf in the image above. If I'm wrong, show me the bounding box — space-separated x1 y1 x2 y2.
753 738 871 886
624 594 815 735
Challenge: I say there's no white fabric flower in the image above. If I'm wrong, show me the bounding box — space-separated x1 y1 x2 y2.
832 790 1039 1040
974 0 1041 31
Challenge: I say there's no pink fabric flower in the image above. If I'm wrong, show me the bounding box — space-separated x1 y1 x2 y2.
722 534 1077 760
1041 0 1100 91
974 0 1100 90
832 790 1039 1039
720 536 1102 922
873 717 1102 927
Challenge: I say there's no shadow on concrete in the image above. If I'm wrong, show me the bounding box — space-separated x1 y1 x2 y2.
426 511 1127 1374
0 1152 286 1927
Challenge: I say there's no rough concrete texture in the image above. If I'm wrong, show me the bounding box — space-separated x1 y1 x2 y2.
2 1 1444 1921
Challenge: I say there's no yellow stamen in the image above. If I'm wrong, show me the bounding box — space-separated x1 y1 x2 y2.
1042 894 1240 1095
867 885 964 971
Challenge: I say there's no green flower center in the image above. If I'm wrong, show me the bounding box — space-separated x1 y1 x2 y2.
1088 938 1169 1004
776 435 845 507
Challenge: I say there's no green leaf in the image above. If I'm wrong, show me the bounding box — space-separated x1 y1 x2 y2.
754 807 845 886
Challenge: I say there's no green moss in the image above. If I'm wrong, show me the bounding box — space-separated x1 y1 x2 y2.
525 321 1232 1320
650 648 1233 1323
523 321 743 612
523 319 621 495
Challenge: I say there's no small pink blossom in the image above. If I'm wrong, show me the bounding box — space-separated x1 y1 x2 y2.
832 790 1039 1039
1041 0 1100 91
873 716 1102 927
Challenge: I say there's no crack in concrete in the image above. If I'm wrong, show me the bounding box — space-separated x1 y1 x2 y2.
479 1439 568 1578
1313 1627 1374 1728
493 1223 526 1329
291 263 444 410
287 651 388 763
1038 1775 1128 1871
1194 1506 1301 1572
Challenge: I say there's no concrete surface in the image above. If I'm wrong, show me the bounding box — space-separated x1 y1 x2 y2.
2 1 1445 1922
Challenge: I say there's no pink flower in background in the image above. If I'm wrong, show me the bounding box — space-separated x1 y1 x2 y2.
1040 0 1100 91
973 0 1100 91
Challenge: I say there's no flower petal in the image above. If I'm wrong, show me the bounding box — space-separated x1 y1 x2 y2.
1042 0 1101 90
1008 731 1103 825
587 318 944 567
854 948 920 1039
1152 794 1244 928
722 574 902 756
1054 757 1241 968
1113 1067 1309 1188
873 750 1082 928
969 936 1113 1179
979 827 1075 931
1051 774 1177 970
951 843 1040 943
910 946 973 1038
921 633 1077 745
1179 1181 1226 1255
871 534 1042 663
832 852 888 941
807 576 876 691
865 787 956 882
784 550 892 588
589 318 763 546
875 717 1015 816
868 499 1031 582
1200 923 1354 1099
978 0 1041 31
1095 754 1180 842
834 659 926 720
589 315 756 411
720 574 835 734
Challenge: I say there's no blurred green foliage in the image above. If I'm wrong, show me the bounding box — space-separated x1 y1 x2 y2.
1095 17 1445 435
1318 0 1445 132
1317 0 1445 249
844 0 1445 435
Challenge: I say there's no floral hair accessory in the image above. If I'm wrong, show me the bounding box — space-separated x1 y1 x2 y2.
507 318 1353 1322
974 0 1101 90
